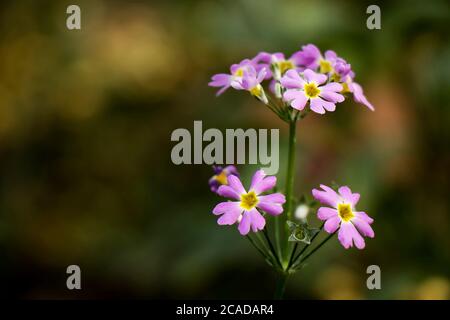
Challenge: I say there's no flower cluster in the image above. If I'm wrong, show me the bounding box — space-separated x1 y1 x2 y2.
209 43 374 114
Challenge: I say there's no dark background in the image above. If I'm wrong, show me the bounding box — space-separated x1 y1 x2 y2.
0 0 449 299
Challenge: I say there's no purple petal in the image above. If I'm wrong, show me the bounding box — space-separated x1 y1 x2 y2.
303 69 327 85
238 211 251 235
338 186 360 206
212 201 240 215
352 82 375 111
324 50 337 61
293 44 321 69
257 201 283 216
310 97 336 113
227 175 246 195
321 82 343 92
312 184 340 207
248 209 266 232
217 208 243 225
280 69 304 89
250 169 266 190
291 94 308 111
351 217 375 238
252 176 276 194
283 89 304 102
317 207 338 220
354 211 374 224
217 185 240 200
324 215 341 233
319 90 344 103
338 222 365 249
258 193 286 204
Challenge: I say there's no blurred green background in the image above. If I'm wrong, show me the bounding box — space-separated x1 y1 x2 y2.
0 0 449 299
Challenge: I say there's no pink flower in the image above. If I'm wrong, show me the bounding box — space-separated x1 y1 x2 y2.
208 59 255 96
209 165 239 193
312 184 375 250
231 66 268 103
253 52 305 80
213 170 286 235
281 69 344 114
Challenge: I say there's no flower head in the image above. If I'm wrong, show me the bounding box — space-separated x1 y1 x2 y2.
281 69 344 114
232 66 268 104
209 165 239 193
213 170 286 235
208 59 255 96
312 184 375 249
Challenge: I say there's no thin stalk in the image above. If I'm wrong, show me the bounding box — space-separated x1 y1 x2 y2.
274 272 288 300
298 232 336 265
262 228 283 269
246 235 270 262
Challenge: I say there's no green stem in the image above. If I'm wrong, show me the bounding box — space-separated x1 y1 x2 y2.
296 232 336 266
274 272 288 300
278 119 297 266
246 235 270 262
263 228 283 269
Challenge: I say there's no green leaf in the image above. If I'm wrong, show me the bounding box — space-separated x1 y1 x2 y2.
287 220 320 244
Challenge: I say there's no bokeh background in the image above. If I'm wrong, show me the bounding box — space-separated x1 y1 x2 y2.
0 0 449 299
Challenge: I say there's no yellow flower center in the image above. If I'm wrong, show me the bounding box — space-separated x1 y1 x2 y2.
240 191 259 210
250 84 262 97
319 59 333 74
278 60 295 74
331 73 341 82
341 82 351 93
234 68 244 77
304 82 321 98
214 171 228 185
338 203 354 222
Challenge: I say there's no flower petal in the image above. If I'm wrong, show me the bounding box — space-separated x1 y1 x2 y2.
312 184 340 207
354 211 374 224
248 209 266 232
291 94 308 111
338 186 360 206
217 185 240 200
324 215 341 233
303 69 327 85
227 175 246 195
317 207 338 220
212 201 240 215
217 208 243 225
319 90 344 103
252 176 276 194
338 222 365 249
351 217 375 238
238 211 251 235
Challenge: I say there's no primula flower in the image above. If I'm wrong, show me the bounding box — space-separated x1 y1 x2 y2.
212 170 286 235
232 66 268 104
208 59 255 96
209 165 239 193
281 69 344 114
312 184 375 249
253 52 304 80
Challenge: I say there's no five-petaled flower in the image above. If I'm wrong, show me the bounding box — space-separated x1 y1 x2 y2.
209 165 239 193
312 184 375 249
212 170 286 235
281 69 344 114
208 59 255 96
